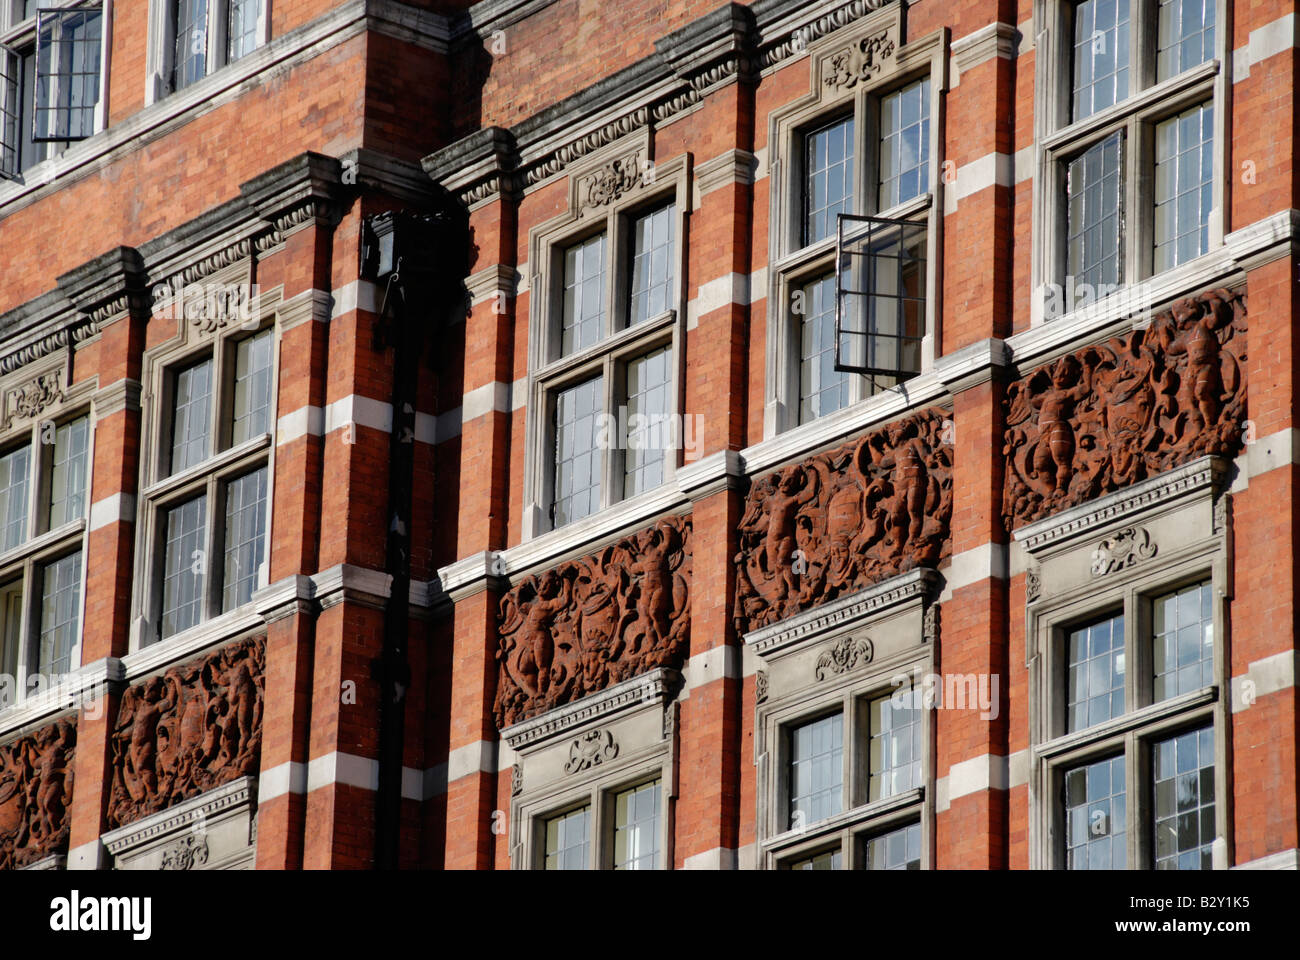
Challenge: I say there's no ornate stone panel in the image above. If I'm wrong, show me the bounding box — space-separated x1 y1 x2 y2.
0 718 76 870
733 407 953 636
107 637 265 829
494 516 692 728
1003 289 1247 530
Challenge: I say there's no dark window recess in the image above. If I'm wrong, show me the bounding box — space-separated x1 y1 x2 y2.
33 6 102 142
834 212 926 380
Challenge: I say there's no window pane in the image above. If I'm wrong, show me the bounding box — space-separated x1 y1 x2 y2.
1154 102 1213 273
227 0 261 63
172 0 209 92
629 203 675 326
869 689 922 801
33 8 101 142
161 494 207 639
1066 612 1125 732
798 273 852 423
1064 754 1126 869
551 375 603 527
623 345 672 498
1072 0 1131 122
38 551 81 677
222 467 268 612
561 233 606 355
790 848 842 870
231 329 273 446
1154 725 1215 869
879 78 930 210
49 416 89 529
1158 0 1214 80
804 115 855 245
0 580 23 700
171 358 213 474
865 821 922 870
0 443 30 552
613 779 660 870
1066 132 1124 290
543 806 589 870
1153 580 1213 701
789 712 843 829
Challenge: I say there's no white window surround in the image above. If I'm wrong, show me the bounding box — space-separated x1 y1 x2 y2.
128 271 283 654
0 0 112 180
762 6 947 441
1018 456 1233 869
1029 0 1231 328
144 0 270 105
521 140 690 541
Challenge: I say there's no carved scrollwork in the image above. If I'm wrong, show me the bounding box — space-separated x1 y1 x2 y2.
733 408 953 635
511 764 523 797
1003 290 1247 530
823 30 897 89
1025 567 1042 603
107 637 265 829
495 516 692 728
563 730 619 775
5 370 64 427
578 152 644 210
1090 527 1158 577
0 719 76 870
158 833 209 871
815 634 875 681
754 670 769 705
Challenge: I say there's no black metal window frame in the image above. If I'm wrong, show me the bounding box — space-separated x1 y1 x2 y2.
31 4 101 142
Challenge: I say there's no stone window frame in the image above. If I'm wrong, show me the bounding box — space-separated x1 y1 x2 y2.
1029 0 1231 325
1021 458 1233 870
0 0 113 179
0 353 95 712
129 268 282 653
521 141 691 540
749 569 938 870
143 0 270 105
762 5 947 439
505 668 679 871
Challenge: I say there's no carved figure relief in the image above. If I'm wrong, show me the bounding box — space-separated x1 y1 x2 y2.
1004 290 1247 529
815 634 874 681
495 516 692 727
733 408 952 635
159 833 210 870
0 719 76 870
107 637 265 828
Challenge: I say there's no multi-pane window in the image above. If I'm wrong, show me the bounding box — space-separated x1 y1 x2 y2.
1066 612 1125 732
798 274 851 423
0 409 90 710
789 713 843 828
1 1 106 180
804 115 854 246
790 848 842 870
867 690 922 801
1064 754 1127 869
878 78 930 210
537 196 681 533
1042 0 1221 311
613 780 660 870
1152 580 1212 701
1153 725 1215 870
543 806 590 871
144 325 274 644
864 821 922 870
1153 102 1213 272
162 0 266 96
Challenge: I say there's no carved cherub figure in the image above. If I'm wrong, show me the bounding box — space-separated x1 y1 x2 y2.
1030 355 1093 497
21 723 72 846
751 465 819 606
116 676 175 802
502 571 572 700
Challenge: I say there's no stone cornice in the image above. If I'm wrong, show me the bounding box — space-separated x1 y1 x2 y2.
91 378 143 419
675 449 746 501
744 567 939 658
239 151 346 239
1013 456 1229 556
500 667 681 751
932 337 1013 394
56 246 150 328
0 657 125 743
100 776 256 855
951 21 1020 82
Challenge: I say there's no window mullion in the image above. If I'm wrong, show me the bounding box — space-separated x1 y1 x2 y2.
204 473 220 619
601 354 616 510
25 422 40 542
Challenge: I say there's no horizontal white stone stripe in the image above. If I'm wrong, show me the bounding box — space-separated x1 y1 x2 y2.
683 846 738 870
685 268 766 330
88 492 136 531
304 751 424 801
936 749 1027 812
1233 13 1297 83
1231 650 1297 713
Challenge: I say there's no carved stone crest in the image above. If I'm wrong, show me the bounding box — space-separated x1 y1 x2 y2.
0 719 76 870
1090 527 1158 577
5 369 64 427
158 833 210 870
563 730 619 775
495 516 692 728
578 151 643 210
734 408 952 635
815 634 875 681
107 637 265 828
823 30 897 89
1004 290 1247 530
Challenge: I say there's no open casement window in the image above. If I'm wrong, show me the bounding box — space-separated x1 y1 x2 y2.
0 409 91 712
156 0 267 97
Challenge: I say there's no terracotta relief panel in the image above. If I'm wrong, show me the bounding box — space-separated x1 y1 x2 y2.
107 637 266 829
0 719 76 869
734 407 953 635
495 516 692 728
1004 289 1247 530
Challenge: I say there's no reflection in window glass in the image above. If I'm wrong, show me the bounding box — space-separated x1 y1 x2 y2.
790 848 842 870
804 116 854 245
171 358 213 474
629 204 675 326
1157 0 1214 81
161 494 206 639
222 467 267 612
49 417 89 529
613 780 660 870
551 375 603 528
1066 132 1124 290
1153 725 1215 870
1154 102 1213 273
879 78 930 210
789 713 843 829
1072 0 1131 121
869 689 922 801
623 346 672 498
1153 580 1213 701
231 329 274 446
865 821 921 870
561 233 606 356
0 444 29 552
1064 755 1126 869
38 551 81 677
1067 612 1125 732
544 806 590 870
